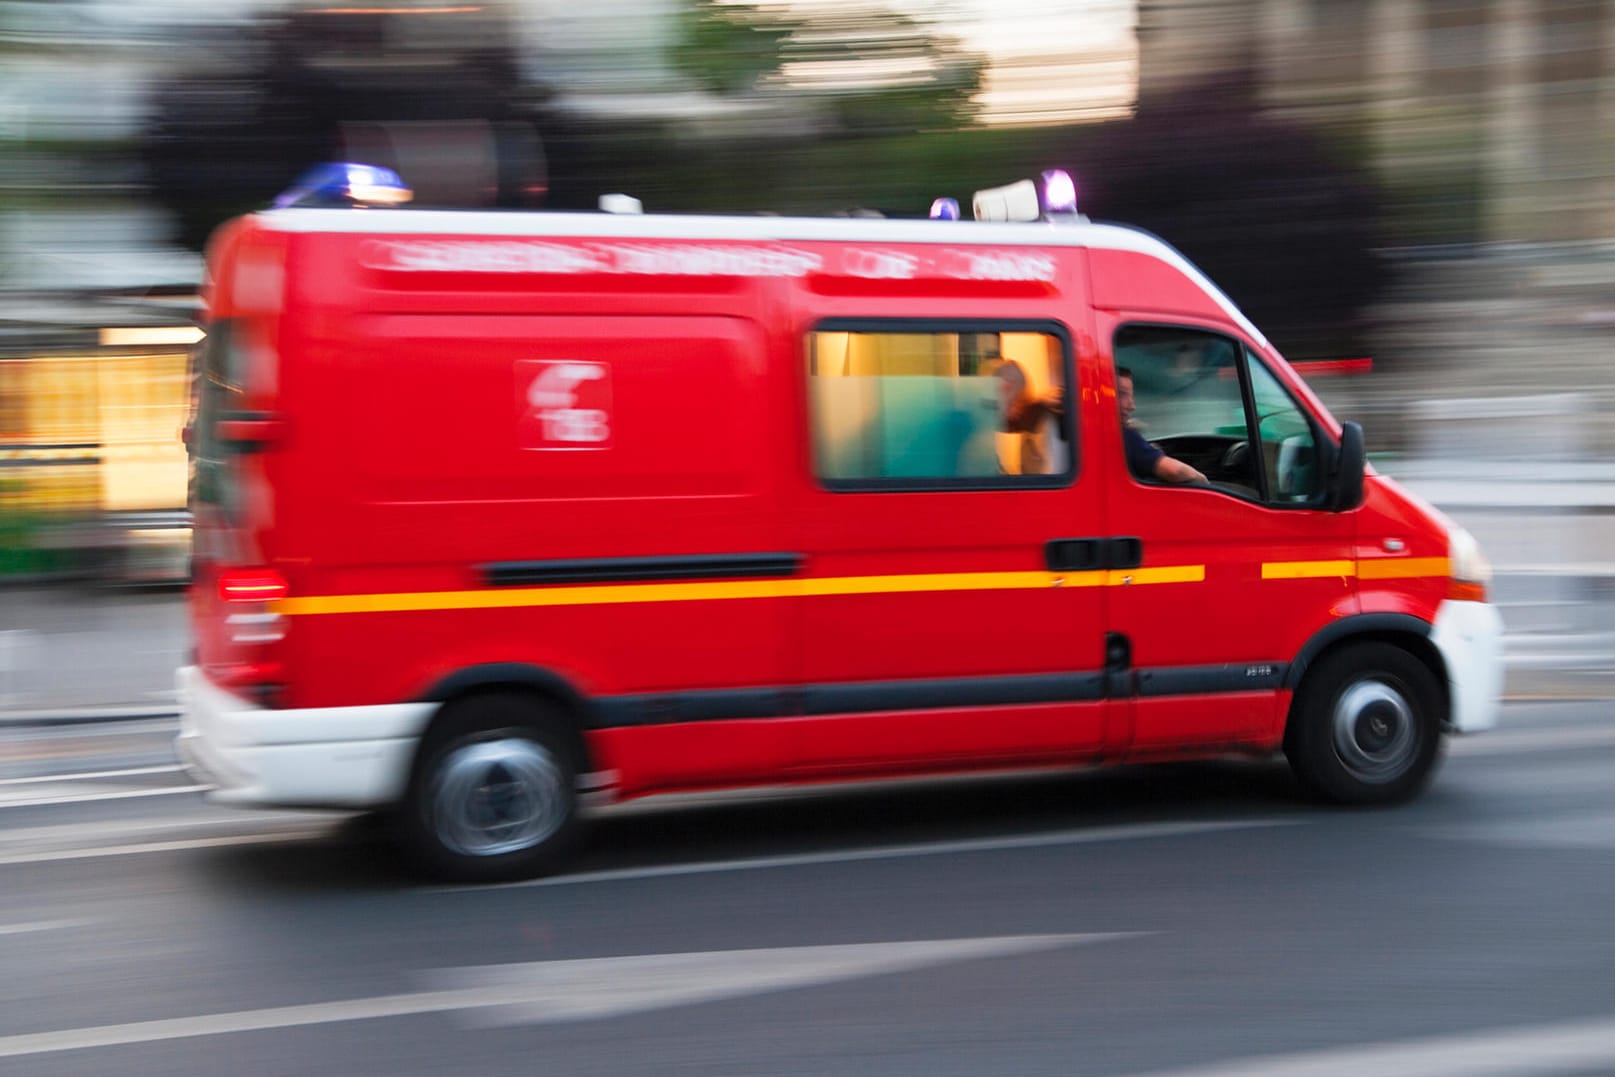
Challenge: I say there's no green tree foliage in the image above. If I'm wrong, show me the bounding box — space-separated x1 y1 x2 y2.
673 1 796 95
673 0 984 133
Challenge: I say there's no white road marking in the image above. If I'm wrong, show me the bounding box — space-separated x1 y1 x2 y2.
0 784 205 809
0 919 93 937
0 933 1139 1059
0 810 337 849
0 765 185 786
0 829 332 867
1129 1014 1615 1077
433 933 1149 1027
438 818 1306 893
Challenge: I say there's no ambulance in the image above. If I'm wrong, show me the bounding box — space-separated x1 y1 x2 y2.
176 164 1504 881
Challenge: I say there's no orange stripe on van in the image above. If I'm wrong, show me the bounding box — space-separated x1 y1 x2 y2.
270 566 1207 617
1108 565 1205 586
1261 557 1451 581
1357 557 1450 580
1261 560 1355 580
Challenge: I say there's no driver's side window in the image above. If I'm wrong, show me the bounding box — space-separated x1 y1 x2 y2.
1114 326 1258 496
1113 325 1322 505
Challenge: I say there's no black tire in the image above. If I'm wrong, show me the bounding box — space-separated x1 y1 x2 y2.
1284 642 1444 805
398 693 584 883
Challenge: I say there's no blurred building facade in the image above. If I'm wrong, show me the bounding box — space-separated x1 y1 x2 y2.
5 0 1615 581
1139 0 1615 246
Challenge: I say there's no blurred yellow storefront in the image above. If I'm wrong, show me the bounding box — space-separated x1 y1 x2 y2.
0 327 195 581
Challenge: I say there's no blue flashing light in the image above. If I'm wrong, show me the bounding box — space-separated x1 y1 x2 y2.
929 197 961 221
273 162 413 209
1040 169 1078 217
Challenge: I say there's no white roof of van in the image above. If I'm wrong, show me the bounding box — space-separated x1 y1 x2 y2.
254 208 1265 347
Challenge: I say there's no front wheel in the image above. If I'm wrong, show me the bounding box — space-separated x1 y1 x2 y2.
399 693 583 882
1285 642 1444 805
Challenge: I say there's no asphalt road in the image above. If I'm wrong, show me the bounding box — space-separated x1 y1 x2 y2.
2 703 1614 1076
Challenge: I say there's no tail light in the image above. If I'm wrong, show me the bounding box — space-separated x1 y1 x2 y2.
215 566 289 694
219 568 289 605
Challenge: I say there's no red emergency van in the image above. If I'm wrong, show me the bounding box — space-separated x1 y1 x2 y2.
177 168 1504 881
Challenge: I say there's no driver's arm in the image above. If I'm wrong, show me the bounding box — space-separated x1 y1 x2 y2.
1155 455 1209 485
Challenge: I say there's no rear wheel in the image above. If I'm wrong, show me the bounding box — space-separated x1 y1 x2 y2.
399 693 583 882
1285 642 1443 805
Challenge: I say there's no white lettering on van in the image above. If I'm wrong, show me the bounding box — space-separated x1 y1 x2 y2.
363 240 822 279
364 239 1060 284
948 250 1058 282
521 361 613 450
363 240 609 275
602 244 822 277
841 248 918 280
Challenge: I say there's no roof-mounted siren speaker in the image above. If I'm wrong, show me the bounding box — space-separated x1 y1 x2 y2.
972 179 1040 223
599 194 643 215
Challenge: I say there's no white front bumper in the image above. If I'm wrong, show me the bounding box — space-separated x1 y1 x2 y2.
1431 599 1505 733
175 666 435 809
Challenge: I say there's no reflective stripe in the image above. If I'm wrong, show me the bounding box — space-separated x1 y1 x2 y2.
1358 556 1449 580
272 566 1206 617
1109 564 1205 586
1262 557 1450 581
1261 560 1355 580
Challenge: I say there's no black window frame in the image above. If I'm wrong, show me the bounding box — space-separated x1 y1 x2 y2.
807 317 1080 494
1239 343 1332 510
1113 322 1332 510
189 318 244 518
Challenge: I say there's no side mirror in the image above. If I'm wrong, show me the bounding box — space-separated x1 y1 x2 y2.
1330 421 1366 511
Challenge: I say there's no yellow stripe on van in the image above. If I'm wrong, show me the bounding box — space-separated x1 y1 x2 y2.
1108 564 1206 586
1357 557 1450 580
1260 557 1451 581
270 565 1206 617
1261 560 1356 580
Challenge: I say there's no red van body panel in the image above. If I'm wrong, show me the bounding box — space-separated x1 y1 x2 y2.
180 210 1496 813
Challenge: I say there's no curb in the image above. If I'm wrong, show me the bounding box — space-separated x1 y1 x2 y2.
0 707 180 729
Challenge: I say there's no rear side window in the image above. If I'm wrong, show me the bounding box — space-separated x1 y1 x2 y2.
807 321 1073 489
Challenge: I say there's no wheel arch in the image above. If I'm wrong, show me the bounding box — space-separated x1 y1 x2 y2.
415 663 597 778
1284 614 1451 736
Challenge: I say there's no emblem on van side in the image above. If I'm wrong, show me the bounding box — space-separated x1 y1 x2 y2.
518 361 613 450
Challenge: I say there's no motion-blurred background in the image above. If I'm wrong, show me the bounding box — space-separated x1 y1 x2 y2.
2 0 1613 711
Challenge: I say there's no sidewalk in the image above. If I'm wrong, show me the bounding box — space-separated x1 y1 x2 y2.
0 585 186 721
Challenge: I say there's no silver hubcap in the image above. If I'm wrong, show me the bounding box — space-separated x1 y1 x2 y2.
1331 679 1417 783
430 737 566 857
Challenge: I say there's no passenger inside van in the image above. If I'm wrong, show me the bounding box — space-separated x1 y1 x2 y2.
993 359 1067 476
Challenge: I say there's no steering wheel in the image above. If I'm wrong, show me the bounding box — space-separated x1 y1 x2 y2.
1221 441 1250 472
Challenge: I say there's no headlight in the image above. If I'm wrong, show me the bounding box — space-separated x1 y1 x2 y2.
1447 524 1491 602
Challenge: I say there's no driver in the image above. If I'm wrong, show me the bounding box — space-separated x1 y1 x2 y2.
1117 366 1209 485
